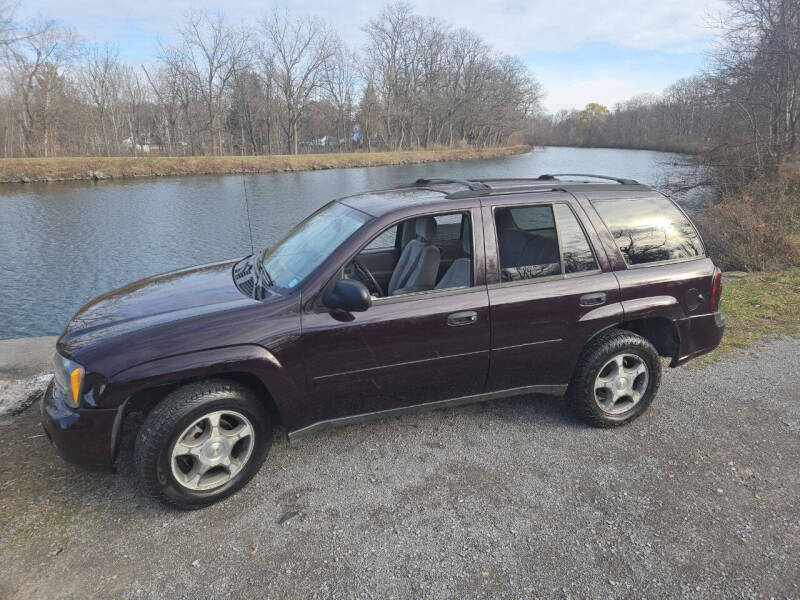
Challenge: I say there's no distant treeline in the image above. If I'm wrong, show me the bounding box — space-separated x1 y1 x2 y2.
533 0 800 177
531 0 800 272
0 2 542 158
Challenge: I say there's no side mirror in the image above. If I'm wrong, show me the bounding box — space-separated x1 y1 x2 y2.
323 279 372 313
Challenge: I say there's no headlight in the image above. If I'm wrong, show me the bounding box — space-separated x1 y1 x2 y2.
53 353 85 408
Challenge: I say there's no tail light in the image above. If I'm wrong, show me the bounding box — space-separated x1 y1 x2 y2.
710 269 722 312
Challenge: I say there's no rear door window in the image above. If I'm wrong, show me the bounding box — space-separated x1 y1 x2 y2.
591 196 705 265
494 203 600 283
554 204 598 274
495 205 560 281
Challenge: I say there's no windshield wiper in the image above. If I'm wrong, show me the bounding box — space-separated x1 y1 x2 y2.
253 252 274 298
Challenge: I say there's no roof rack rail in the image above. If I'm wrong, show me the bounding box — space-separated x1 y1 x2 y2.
414 177 490 191
536 173 639 185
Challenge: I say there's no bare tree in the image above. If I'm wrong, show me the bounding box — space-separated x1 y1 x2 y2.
78 43 123 155
159 10 249 154
260 7 337 154
0 2 541 157
324 44 357 149
2 19 78 156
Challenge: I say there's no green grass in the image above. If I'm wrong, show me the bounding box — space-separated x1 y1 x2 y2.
717 269 800 352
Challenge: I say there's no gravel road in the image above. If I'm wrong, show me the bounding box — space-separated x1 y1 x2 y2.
1 338 798 599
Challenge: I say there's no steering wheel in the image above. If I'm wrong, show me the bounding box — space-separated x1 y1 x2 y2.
352 259 384 297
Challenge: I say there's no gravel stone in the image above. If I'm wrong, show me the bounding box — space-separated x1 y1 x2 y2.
0 338 798 599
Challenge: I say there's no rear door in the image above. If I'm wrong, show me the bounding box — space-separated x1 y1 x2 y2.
483 193 623 391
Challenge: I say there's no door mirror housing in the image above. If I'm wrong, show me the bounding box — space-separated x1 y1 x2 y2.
323 279 372 313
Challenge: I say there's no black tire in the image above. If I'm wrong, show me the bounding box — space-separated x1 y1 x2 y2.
134 379 272 510
566 328 662 428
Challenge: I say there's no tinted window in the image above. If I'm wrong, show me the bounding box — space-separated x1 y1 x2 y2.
592 196 704 265
432 213 463 243
495 205 561 282
555 204 598 274
507 205 554 230
364 224 397 250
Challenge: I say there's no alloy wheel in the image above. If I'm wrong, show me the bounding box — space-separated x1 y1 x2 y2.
593 353 650 415
170 410 255 491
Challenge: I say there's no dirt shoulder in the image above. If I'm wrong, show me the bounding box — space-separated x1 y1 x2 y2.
0 145 530 184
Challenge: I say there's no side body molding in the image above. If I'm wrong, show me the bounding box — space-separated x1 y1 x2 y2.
621 295 685 321
578 302 624 322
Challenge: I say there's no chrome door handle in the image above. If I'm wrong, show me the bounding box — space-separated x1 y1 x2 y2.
447 311 478 326
579 292 606 307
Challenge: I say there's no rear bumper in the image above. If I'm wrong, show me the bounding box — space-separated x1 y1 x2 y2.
40 380 118 471
671 311 726 367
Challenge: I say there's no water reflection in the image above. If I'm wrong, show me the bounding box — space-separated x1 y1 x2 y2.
0 146 707 338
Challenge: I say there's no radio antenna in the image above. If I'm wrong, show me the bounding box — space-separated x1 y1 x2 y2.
240 155 255 256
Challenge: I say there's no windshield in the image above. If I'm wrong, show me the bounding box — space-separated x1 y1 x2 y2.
259 202 369 293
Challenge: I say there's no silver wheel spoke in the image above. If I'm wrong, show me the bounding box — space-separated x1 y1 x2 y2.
223 422 253 442
207 412 222 437
173 438 202 457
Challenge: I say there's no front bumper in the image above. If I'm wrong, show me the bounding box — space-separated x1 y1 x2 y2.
40 380 119 471
671 311 726 367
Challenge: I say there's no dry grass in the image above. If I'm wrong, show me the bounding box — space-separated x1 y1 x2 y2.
696 166 800 271
0 145 530 184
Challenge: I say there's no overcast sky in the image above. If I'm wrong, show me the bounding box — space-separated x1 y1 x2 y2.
17 0 728 112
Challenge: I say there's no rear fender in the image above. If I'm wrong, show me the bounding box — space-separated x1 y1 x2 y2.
621 295 686 321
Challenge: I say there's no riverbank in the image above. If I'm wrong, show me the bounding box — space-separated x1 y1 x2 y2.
532 141 704 155
0 145 530 184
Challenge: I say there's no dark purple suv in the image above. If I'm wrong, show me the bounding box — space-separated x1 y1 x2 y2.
42 174 724 509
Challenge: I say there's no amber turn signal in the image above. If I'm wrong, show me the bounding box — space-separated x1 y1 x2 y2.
70 366 84 407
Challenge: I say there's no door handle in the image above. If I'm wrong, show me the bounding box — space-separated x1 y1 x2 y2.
447 310 478 326
579 292 606 307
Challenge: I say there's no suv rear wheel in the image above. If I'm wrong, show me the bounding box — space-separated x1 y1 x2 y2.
134 379 272 510
566 329 662 427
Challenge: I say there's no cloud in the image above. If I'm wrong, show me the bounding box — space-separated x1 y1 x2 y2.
18 0 727 54
15 0 728 111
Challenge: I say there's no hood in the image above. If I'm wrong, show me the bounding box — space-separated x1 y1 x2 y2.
59 259 251 355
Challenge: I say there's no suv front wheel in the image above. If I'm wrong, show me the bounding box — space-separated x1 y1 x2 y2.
566 329 662 427
134 379 272 509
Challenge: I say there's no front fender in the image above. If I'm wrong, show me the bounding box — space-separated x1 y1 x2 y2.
104 344 307 429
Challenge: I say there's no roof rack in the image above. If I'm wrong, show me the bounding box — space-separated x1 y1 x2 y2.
535 173 639 185
414 177 490 191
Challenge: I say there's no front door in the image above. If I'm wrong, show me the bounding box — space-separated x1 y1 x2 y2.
301 289 490 422
300 207 490 423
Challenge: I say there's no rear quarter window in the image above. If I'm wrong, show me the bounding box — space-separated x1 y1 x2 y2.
592 196 705 265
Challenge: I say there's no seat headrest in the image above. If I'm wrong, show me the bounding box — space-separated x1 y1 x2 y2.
496 209 518 232
415 217 437 242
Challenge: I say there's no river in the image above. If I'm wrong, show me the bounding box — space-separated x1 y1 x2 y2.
0 146 707 339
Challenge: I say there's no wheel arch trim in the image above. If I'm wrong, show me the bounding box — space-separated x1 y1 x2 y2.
106 345 303 454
